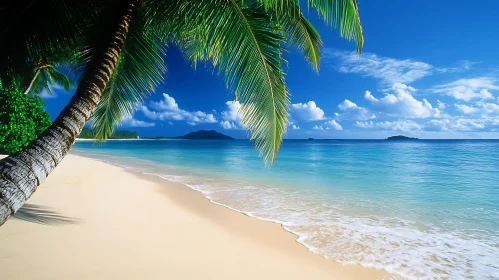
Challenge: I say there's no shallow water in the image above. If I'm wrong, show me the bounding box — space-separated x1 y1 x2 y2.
73 139 499 279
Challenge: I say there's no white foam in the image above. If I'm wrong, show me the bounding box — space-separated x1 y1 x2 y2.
153 172 499 280
74 151 499 280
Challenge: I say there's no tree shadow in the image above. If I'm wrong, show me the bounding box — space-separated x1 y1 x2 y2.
12 204 79 225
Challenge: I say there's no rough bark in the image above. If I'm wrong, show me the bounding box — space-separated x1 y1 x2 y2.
0 0 141 226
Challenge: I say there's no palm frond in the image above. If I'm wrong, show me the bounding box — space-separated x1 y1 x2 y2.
307 0 363 52
90 17 166 140
255 0 363 53
277 1 322 71
46 67 74 91
28 70 49 95
0 0 104 89
163 0 289 163
24 65 74 95
40 70 53 95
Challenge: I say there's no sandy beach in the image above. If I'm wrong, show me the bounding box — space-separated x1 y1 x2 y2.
0 154 391 280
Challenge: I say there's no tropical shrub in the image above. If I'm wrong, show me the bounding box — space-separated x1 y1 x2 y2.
0 88 51 154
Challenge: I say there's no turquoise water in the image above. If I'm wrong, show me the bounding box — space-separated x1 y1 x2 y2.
73 140 499 279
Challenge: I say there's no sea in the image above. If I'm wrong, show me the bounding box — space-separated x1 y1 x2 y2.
73 139 499 280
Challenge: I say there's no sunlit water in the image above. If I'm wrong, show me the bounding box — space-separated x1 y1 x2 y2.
73 139 499 279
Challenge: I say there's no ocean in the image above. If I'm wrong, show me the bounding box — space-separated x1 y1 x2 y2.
73 139 499 280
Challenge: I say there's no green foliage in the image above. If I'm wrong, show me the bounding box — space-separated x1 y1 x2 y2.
0 88 51 155
2 0 364 164
277 1 322 71
27 65 75 95
77 127 138 139
0 0 101 90
170 0 289 163
88 15 167 140
78 127 96 139
111 130 139 139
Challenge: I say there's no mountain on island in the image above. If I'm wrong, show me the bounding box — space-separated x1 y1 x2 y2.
176 130 234 140
386 135 418 140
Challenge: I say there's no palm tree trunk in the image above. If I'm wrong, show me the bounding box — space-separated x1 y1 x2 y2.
0 0 141 226
23 68 41 95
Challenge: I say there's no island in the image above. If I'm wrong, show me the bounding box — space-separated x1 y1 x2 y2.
385 135 418 140
145 130 234 140
78 128 139 139
176 130 234 140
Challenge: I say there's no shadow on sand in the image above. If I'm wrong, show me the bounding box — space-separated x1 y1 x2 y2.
12 204 79 226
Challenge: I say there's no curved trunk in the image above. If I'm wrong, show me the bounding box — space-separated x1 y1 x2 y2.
23 68 41 95
0 0 141 226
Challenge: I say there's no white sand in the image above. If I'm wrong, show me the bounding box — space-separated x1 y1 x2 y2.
0 155 392 279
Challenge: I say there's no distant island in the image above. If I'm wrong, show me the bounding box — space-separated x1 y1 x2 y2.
146 130 234 140
386 135 418 140
77 129 234 140
78 128 139 139
177 130 234 140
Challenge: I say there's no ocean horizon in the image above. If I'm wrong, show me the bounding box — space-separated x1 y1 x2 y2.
73 139 499 280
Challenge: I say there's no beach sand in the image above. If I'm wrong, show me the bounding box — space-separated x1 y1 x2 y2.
0 154 391 279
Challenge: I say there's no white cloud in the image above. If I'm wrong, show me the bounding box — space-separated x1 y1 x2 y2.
312 125 325 131
364 90 378 102
220 120 238 129
365 83 441 118
337 99 375 120
121 117 155 128
220 101 244 130
452 118 485 131
437 100 446 109
290 101 325 121
437 60 478 73
38 84 73 99
355 121 374 128
354 118 491 133
424 118 487 132
424 119 450 131
140 93 217 125
376 120 422 132
455 101 499 117
455 104 480 114
312 120 343 131
150 93 179 111
222 101 242 122
324 49 433 84
479 102 499 116
291 125 300 130
432 78 498 101
39 89 57 99
326 120 343 130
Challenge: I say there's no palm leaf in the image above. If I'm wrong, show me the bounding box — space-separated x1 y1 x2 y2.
308 0 364 53
90 17 166 140
277 1 322 71
163 0 289 163
46 67 74 91
28 70 49 95
0 0 103 89
256 0 363 52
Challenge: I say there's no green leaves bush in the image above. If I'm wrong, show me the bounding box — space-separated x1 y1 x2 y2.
0 88 51 154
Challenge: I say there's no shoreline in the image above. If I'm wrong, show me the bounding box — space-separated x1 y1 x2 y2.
75 138 182 141
0 154 392 279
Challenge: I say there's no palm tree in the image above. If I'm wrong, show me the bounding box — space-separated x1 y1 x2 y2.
23 63 74 95
0 0 363 226
0 0 92 94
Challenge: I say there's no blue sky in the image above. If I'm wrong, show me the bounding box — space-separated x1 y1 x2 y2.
44 0 499 139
